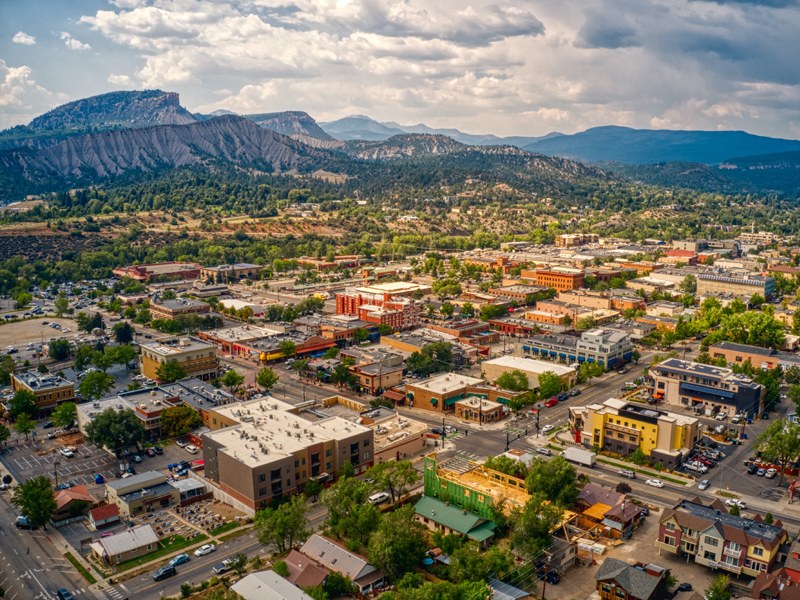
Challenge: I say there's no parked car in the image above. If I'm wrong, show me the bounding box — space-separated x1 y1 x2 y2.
716 412 728 421
431 428 444 436
557 393 568 402
618 469 636 479
536 447 551 456
725 498 747 509
766 468 778 479
677 584 693 593
747 463 759 474
368 492 390 505
56 590 74 600
94 474 104 484
536 571 560 584
545 398 558 408
698 479 710 490
731 414 742 424
176 440 187 448
541 425 555 435
213 563 231 575
42 421 55 429
59 448 74 458
131 455 142 463
185 445 199 454
757 468 767 477
645 479 664 488
15 516 37 530
569 388 581 397
170 554 190 567
696 456 714 468
638 506 650 517
153 565 176 581
146 449 156 457
153 446 164 455
195 544 216 557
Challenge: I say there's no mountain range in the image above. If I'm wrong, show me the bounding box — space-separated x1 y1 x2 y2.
3 89 800 197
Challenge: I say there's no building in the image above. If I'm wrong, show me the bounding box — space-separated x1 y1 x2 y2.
672 239 738 257
10 372 75 418
650 358 764 415
53 484 95 525
90 524 159 566
359 407 427 463
626 277 675 295
149 298 210 320
197 324 282 356
558 290 646 312
556 233 599 247
113 262 201 282
88 504 120 529
595 559 671 600
351 362 404 395
522 268 585 291
300 534 385 594
414 495 497 545
658 249 697 266
381 331 477 365
576 483 642 537
140 337 219 382
106 471 180 517
750 568 800 600
515 329 634 370
523 309 569 326
529 298 592 321
739 231 779 246
645 301 687 317
454 397 506 423
655 498 788 577
781 538 800 582
481 356 577 391
199 263 261 282
708 341 800 371
636 315 680 333
282 549 330 589
621 261 665 275
696 272 775 299
569 398 700 468
427 319 499 347
404 373 520 416
336 282 425 330
231 570 317 600
487 285 549 302
604 319 656 340
202 397 374 512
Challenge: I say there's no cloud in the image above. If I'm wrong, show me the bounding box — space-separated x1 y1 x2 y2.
107 74 133 85
575 10 640 49
12 32 36 45
60 32 92 51
0 59 68 128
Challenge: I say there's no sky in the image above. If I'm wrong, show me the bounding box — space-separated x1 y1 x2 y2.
2 0 800 138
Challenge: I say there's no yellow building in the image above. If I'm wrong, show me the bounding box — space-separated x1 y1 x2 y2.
569 398 700 469
140 337 219 382
10 372 76 418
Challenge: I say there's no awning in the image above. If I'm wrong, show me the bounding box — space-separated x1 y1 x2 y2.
578 356 585 362
568 355 576 360
680 383 734 398
431 398 438 405
496 397 510 405
444 397 459 406
559 353 566 358
587 358 595 363
623 352 633 359
549 351 557 356
607 358 617 365
406 392 414 399
523 346 531 351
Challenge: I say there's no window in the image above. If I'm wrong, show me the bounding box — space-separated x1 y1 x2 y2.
725 556 737 566
286 466 290 473
302 470 306 478
704 536 719 547
704 551 716 561
295 474 300 481
295 460 299 467
258 474 266 482
629 436 637 442
442 481 448 488
664 535 675 546
302 457 306 465
753 547 764 557
615 589 626 599
666 522 675 532
259 487 266 496
326 449 332 457
364 439 370 447
147 544 152 551
464 489 470 497
478 494 485 502
729 542 740 552
602 584 612 594
364 452 370 459
326 462 332 470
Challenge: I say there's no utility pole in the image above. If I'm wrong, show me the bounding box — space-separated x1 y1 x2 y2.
540 552 551 600
54 460 60 488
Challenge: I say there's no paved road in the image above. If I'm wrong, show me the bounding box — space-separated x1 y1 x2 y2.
0 493 102 600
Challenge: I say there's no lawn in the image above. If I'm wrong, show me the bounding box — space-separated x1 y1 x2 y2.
210 521 241 536
115 534 208 572
65 552 97 584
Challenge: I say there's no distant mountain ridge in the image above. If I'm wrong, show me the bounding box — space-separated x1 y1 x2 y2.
341 134 466 160
523 125 800 165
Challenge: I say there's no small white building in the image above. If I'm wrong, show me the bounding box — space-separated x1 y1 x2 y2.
231 570 316 600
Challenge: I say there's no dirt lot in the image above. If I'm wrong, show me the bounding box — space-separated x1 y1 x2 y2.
0 317 80 347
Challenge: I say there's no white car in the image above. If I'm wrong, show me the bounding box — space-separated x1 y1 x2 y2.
645 479 665 488
715 412 727 421
541 425 555 435
766 468 778 479
368 492 390 505
194 544 216 557
725 498 747 509
59 448 74 458
698 479 710 490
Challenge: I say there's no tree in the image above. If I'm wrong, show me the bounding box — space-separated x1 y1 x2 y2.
228 552 249 576
273 560 290 577
495 370 529 392
525 456 578 508
750 294 765 308
353 328 369 343
460 301 474 316
221 369 245 394
323 572 357 598
440 303 454 317
51 402 77 429
10 476 56 528
377 324 393 336
616 482 632 494
14 414 35 440
764 512 774 524
449 543 512 584
681 274 697 293
54 296 70 317
254 494 310 553
76 312 103 334
365 460 419 503
483 455 529 478
330 364 357 389
161 405 202 436
107 344 137 368
304 586 328 600
73 345 95 372
631 447 647 466
155 360 187 384
729 504 740 516
785 365 800 385
0 424 10 447
303 478 324 502
705 575 731 600
161 289 177 301
538 370 562 398
576 316 597 330
510 494 563 560
8 389 37 419
79 371 115 401
291 358 310 379
84 407 146 450
14 292 32 309
0 355 16 386
113 322 135 344
323 347 340 359
632 349 641 364
757 419 800 486
278 340 297 359
320 476 381 545
48 339 71 360
367 504 427 580
256 366 279 391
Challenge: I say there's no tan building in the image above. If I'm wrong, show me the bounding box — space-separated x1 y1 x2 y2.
696 273 776 299
200 263 261 282
569 398 700 469
351 363 404 395
140 337 219 382
481 356 577 391
522 268 585 291
149 298 211 320
90 524 160 566
555 233 599 247
359 407 427 463
203 397 374 512
10 372 75 418
404 373 520 416
523 309 568 325
454 397 505 423
559 290 613 310
106 471 179 517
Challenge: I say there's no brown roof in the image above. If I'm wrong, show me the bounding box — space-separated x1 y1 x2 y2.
89 504 120 521
577 483 624 509
751 568 800 600
284 549 329 589
708 498 727 512
55 485 94 510
659 508 711 534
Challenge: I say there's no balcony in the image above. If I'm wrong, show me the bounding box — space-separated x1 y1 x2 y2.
719 561 743 574
724 547 742 559
654 539 679 554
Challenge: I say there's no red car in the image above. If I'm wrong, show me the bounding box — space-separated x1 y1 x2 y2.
146 449 156 457
696 456 714 468
545 398 559 408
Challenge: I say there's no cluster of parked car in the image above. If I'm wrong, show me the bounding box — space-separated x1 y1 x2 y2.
544 389 581 408
747 463 778 478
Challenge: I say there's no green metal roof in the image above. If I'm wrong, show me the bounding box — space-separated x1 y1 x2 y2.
414 496 495 538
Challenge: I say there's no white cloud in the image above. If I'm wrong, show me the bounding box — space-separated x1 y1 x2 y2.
12 32 36 45
107 74 133 85
60 32 92 51
0 59 68 128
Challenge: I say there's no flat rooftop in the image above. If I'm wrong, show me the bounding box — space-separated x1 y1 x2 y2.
156 299 207 310
142 337 214 356
483 355 576 376
203 325 276 343
353 281 426 294
409 373 485 395
120 387 174 412
13 372 73 391
656 358 760 389
676 500 784 543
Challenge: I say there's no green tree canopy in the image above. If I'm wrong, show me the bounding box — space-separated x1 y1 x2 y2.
494 370 529 392
509 494 563 561
51 401 77 429
367 504 428 580
113 322 135 344
278 340 297 358
84 407 146 450
79 371 115 401
757 419 800 486
48 339 71 360
11 475 57 528
525 456 578 508
161 405 202 437
256 366 280 391
538 370 563 397
13 414 35 440
254 494 310 553
320 475 381 545
155 360 187 384
221 369 245 394
8 389 38 419
364 460 419 503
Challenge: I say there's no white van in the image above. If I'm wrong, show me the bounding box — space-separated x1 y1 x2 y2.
368 492 390 505
185 445 199 454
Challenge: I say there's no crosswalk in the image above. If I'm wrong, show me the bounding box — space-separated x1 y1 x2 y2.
106 584 128 599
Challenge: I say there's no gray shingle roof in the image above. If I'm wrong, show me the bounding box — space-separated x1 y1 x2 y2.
595 558 665 600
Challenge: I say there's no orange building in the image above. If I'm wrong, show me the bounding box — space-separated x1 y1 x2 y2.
524 268 585 291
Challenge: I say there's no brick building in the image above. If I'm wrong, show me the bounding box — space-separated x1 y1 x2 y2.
112 262 201 282
522 268 585 291
10 372 75 418
140 337 219 382
149 298 211 320
404 373 520 416
336 282 425 331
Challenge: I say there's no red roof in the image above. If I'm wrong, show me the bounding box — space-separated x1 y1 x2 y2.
89 504 120 522
666 249 696 258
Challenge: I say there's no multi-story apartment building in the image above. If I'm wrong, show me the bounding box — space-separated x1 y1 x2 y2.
696 272 775 300
522 268 585 291
555 233 600 247
10 372 76 418
655 498 788 577
140 337 219 382
149 298 211 320
569 398 700 468
672 239 738 257
739 231 779 246
515 329 634 370
202 397 374 512
336 282 425 331
650 358 764 416
486 285 548 301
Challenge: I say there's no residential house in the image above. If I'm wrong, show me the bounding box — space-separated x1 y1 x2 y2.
750 568 800 600
90 524 160 566
595 559 671 600
282 549 330 589
53 484 95 525
575 483 642 537
231 570 317 600
299 534 385 594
